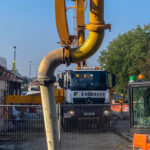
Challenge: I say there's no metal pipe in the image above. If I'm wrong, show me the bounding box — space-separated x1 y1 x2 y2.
38 49 64 150
40 84 59 150
38 49 64 80
69 31 104 63
38 1 106 150
76 0 86 67
68 0 105 63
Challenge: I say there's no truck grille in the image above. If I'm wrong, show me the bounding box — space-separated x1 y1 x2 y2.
73 98 105 104
61 104 110 118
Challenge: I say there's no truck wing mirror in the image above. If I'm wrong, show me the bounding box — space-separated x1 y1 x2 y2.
58 78 63 87
71 74 74 78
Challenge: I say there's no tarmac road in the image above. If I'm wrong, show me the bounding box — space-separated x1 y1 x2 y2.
0 130 131 150
60 131 132 150
0 111 131 150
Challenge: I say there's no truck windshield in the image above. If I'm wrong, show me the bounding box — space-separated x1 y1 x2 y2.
70 71 108 90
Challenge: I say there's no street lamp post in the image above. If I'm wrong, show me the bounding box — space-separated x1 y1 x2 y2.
12 46 16 72
29 60 32 80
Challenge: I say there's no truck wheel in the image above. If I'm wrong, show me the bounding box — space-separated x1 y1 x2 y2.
102 118 111 130
61 118 69 132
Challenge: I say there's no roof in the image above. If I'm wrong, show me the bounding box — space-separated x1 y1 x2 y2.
0 65 22 82
128 81 150 87
66 69 106 72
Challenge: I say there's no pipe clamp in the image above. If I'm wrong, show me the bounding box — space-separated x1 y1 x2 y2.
38 76 56 86
79 24 111 32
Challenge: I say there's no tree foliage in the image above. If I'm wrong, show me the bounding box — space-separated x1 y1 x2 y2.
98 24 150 92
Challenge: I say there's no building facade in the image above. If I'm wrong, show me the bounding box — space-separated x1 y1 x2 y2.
0 57 22 131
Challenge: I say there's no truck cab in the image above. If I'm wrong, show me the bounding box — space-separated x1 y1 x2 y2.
59 68 116 104
58 68 116 130
129 81 150 133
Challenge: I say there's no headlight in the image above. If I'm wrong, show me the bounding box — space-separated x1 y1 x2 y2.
103 110 110 116
64 110 75 118
68 110 75 115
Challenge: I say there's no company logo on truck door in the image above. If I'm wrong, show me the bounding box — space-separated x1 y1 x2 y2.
74 92 79 96
82 92 105 97
73 91 105 98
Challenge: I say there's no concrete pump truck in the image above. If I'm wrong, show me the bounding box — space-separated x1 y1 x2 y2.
58 67 116 130
38 0 113 149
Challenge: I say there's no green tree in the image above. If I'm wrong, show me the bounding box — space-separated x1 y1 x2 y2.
98 24 150 92
139 48 150 80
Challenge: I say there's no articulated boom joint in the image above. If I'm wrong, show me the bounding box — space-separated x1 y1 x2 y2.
64 48 71 66
78 24 111 32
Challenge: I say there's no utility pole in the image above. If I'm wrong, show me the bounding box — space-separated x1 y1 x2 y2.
12 46 16 72
29 60 32 80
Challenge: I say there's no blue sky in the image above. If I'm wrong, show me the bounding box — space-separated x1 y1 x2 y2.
0 0 150 77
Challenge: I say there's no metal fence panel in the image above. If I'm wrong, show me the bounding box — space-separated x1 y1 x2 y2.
0 105 47 150
0 104 131 150
60 103 131 150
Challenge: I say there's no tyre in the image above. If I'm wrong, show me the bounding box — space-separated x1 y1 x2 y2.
102 117 111 131
61 118 70 132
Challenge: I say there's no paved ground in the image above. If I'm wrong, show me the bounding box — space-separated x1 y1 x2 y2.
0 111 131 150
60 131 132 150
0 130 132 150
0 120 132 150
